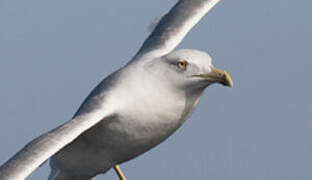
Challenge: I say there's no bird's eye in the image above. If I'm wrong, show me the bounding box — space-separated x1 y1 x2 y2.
177 60 188 70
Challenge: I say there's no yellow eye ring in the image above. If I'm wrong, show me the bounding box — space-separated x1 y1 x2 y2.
177 60 188 70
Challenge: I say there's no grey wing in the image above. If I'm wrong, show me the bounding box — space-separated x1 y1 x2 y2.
0 53 119 179
133 0 221 60
0 109 114 180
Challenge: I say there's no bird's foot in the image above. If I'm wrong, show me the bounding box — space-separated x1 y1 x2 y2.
113 165 126 180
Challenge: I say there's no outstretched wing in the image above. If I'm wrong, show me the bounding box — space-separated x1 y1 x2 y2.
133 0 221 60
0 109 114 180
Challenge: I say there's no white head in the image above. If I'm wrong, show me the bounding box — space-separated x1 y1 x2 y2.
147 49 233 93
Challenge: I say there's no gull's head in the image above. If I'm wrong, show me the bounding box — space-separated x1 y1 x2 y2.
155 49 233 92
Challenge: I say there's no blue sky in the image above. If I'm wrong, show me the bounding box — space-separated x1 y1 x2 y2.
0 0 311 179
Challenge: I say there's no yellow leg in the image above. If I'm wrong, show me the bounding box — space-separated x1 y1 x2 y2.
113 165 126 180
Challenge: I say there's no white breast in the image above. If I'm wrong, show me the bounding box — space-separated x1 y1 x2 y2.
51 65 202 176
85 68 190 161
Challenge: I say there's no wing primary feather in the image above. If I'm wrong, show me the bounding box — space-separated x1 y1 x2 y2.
0 111 113 180
133 0 221 61
147 14 165 33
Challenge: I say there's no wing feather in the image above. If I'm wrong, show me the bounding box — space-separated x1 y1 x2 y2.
0 110 113 180
133 0 221 60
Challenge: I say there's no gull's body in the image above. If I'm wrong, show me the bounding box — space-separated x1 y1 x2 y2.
0 0 233 179
50 54 203 178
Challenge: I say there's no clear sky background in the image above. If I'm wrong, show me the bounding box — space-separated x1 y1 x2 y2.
0 0 311 179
